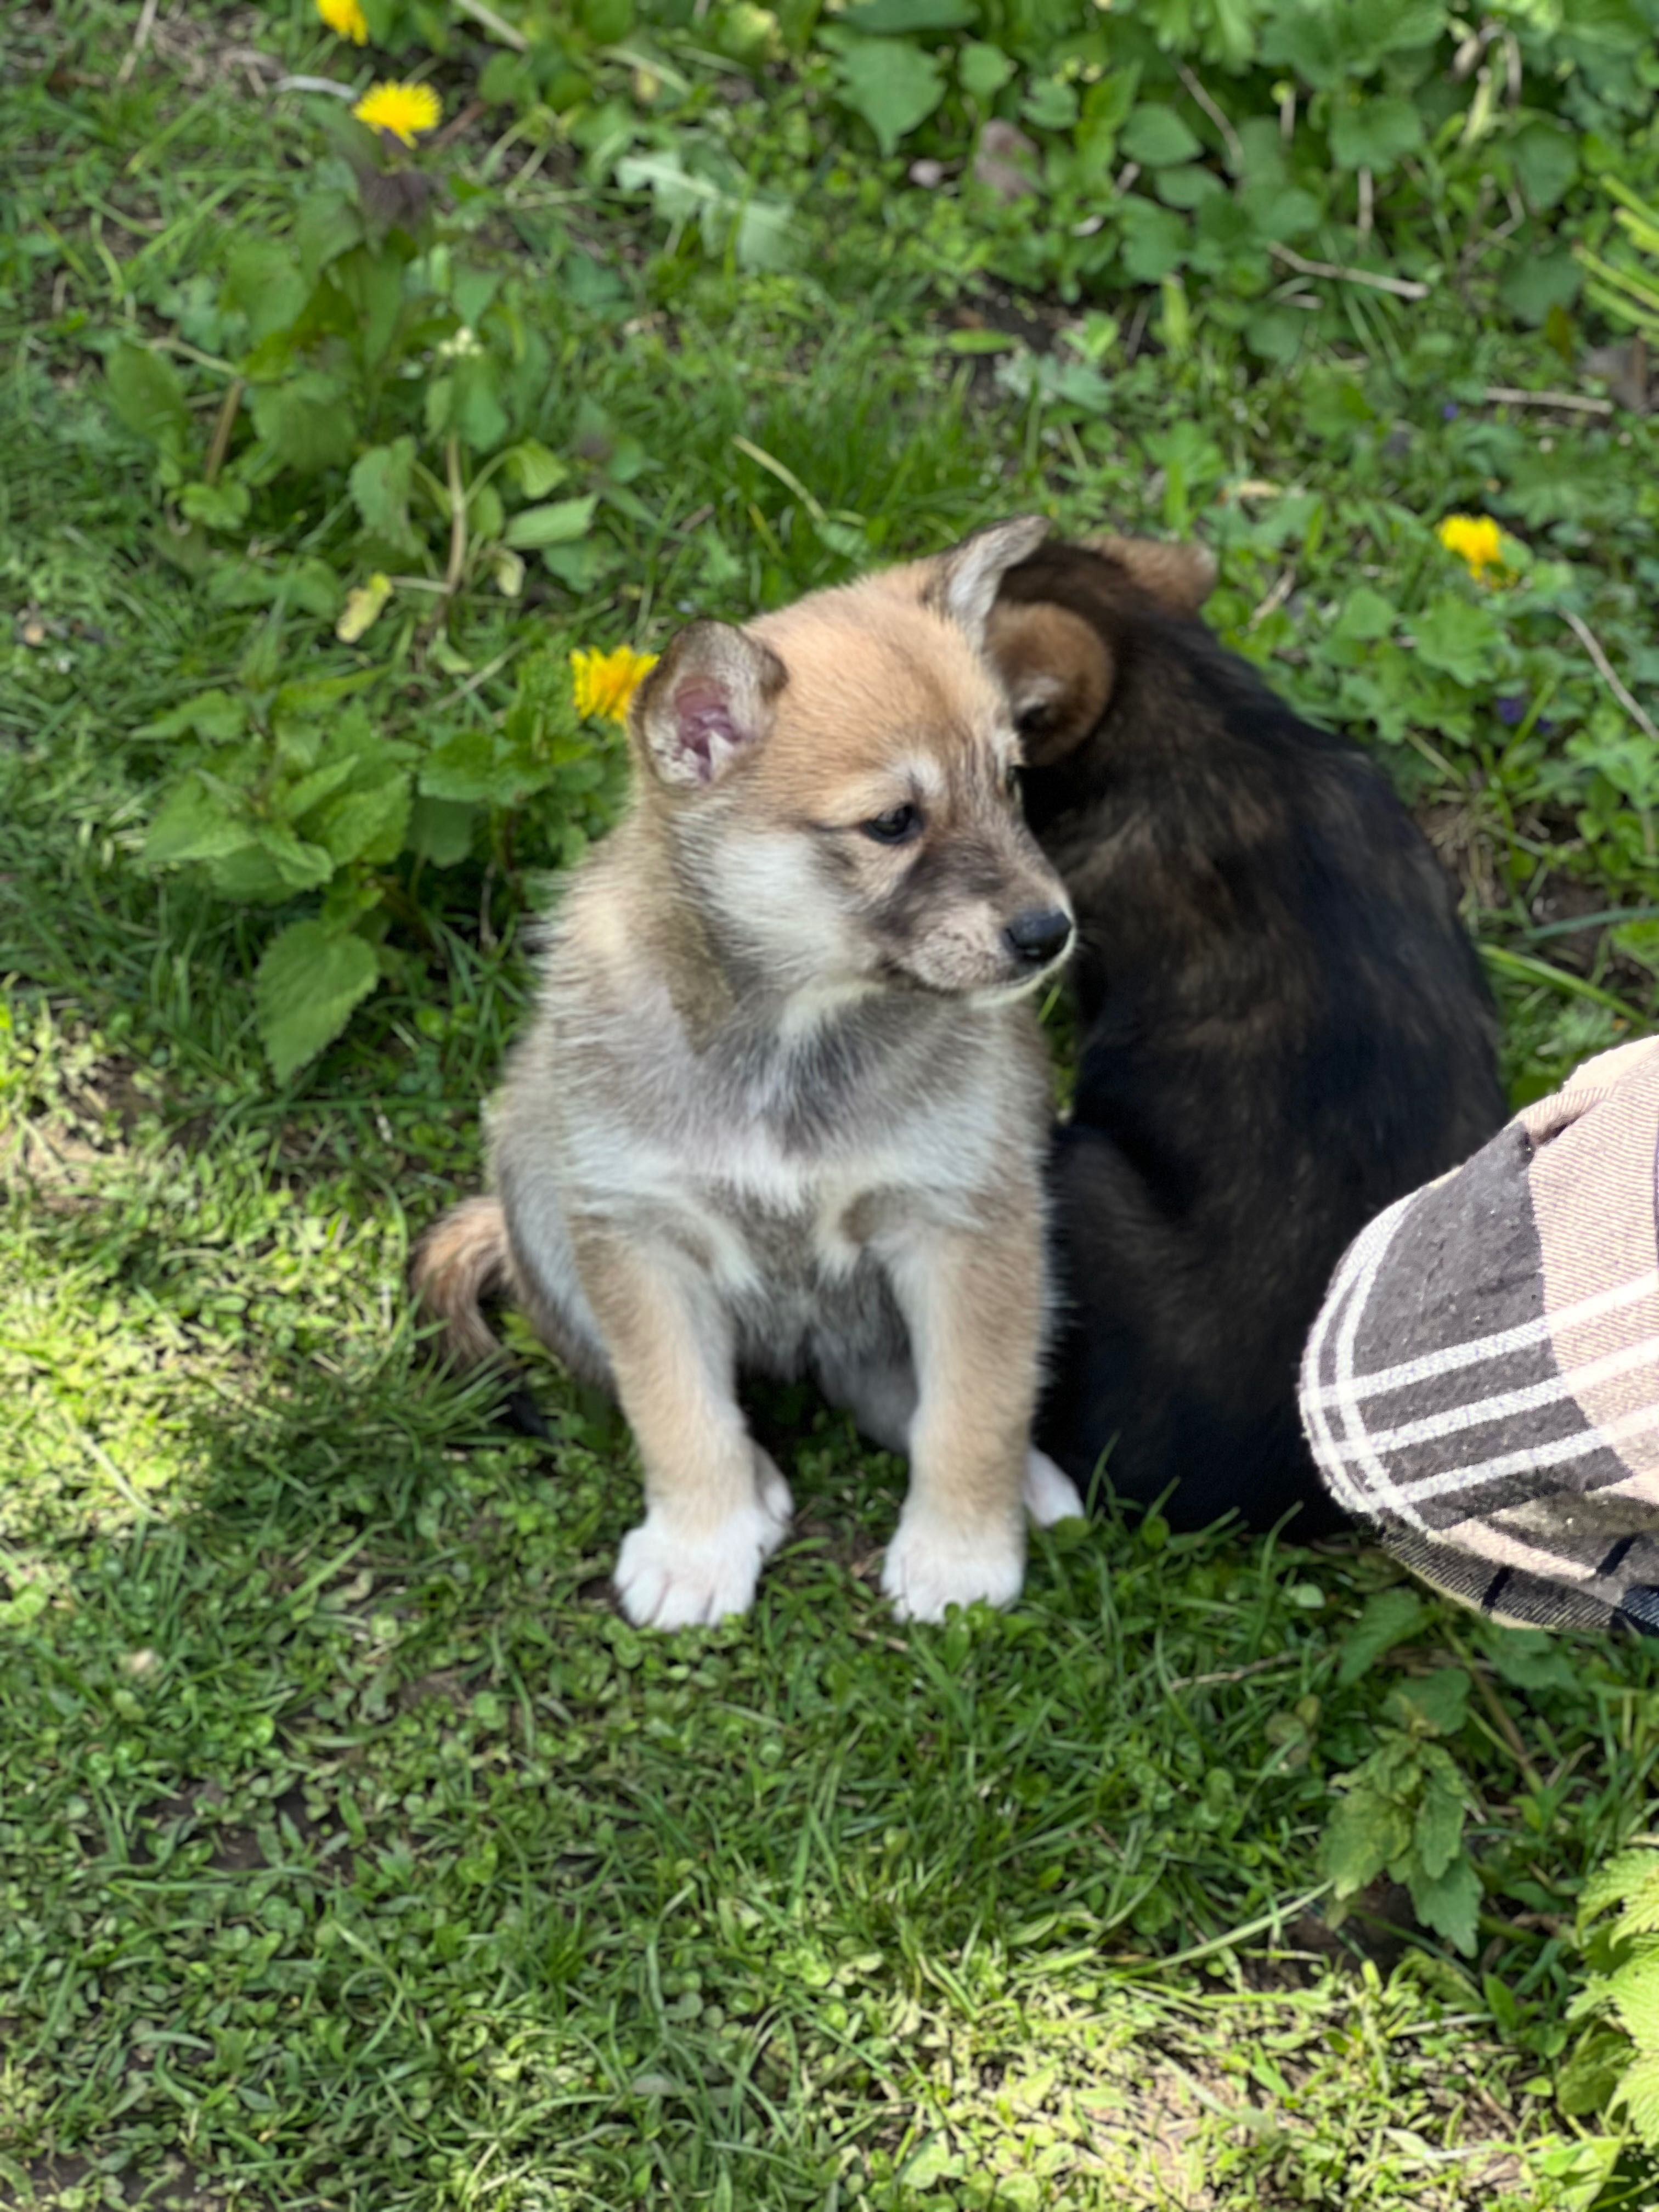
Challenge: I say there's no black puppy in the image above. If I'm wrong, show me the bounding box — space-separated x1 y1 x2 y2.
988 534 1506 1536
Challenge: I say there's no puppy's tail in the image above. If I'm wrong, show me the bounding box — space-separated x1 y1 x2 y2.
410 1195 517 1368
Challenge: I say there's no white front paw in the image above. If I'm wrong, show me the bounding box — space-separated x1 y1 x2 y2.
1024 1448 1086 1527
615 1458 793 1630
882 1509 1024 1624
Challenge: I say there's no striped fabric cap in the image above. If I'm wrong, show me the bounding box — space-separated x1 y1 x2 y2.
1299 1035 1659 1635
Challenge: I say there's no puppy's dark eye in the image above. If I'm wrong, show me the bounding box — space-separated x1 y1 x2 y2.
1017 703 1054 739
861 804 923 845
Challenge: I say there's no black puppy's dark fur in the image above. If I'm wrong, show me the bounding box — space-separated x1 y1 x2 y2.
992 538 1506 1536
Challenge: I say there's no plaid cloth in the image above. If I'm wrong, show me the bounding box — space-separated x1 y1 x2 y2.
1299 1035 1659 1636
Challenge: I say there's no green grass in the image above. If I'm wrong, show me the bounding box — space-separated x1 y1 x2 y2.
5 3 1659 2207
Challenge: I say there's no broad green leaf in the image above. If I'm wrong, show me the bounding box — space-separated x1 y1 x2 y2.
1608 1955 1659 2047
1409 1854 1481 1955
136 690 246 744
1615 2052 1659 2148
108 344 190 465
1413 1776 1466 1880
349 437 420 549
1120 105 1201 168
1322 1785 1410 1897
282 755 360 821
407 795 477 867
503 494 599 550
1329 93 1423 172
255 922 380 1083
312 774 412 867
143 778 252 866
249 372 357 475
733 199 795 273
1118 200 1189 284
1478 1623 1580 1695
1332 585 1397 647
1582 1847 1659 1924
419 729 504 804
501 439 567 498
179 480 251 532
1389 1667 1471 1737
844 0 974 25
959 41 1013 100
450 354 509 455
1511 121 1578 210
834 38 945 157
294 187 363 282
1412 595 1502 686
221 241 308 345
251 825 335 892
1501 250 1582 325
1336 1586 1425 1684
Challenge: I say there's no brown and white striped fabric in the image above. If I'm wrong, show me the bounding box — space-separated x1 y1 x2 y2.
1299 1035 1659 1635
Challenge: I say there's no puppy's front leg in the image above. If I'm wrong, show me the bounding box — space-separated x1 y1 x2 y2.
575 1230 793 1629
882 1208 1049 1623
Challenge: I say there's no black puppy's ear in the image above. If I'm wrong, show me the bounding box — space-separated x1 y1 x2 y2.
1084 533 1217 615
984 600 1115 765
632 621 787 789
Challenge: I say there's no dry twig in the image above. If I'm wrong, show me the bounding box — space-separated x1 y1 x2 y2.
1267 244 1430 301
1562 609 1659 746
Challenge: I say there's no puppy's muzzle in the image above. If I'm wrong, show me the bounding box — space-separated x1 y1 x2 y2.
1004 906 1073 970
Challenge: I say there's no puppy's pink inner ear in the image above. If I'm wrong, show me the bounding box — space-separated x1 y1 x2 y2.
670 678 744 782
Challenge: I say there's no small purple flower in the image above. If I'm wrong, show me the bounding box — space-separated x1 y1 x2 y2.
1441 402 1460 421
1496 694 1528 725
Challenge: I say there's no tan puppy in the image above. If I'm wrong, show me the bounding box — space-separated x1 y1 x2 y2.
415 520 1085 1629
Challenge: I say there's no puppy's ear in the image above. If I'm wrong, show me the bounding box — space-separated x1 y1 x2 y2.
922 515 1051 647
984 601 1114 766
1084 534 1217 615
633 621 787 789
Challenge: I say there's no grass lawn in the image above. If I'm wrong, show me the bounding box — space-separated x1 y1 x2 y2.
5 2 1659 2205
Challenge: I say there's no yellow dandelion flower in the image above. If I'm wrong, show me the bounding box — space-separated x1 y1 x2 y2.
1436 513 1505 582
352 81 442 148
571 645 660 725
315 0 369 44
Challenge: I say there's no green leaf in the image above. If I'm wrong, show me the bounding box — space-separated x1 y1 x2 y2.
1582 1847 1659 1924
1501 250 1582 326
179 480 251 532
143 778 252 866
1118 200 1189 283
407 795 477 867
1412 594 1502 686
843 0 974 25
1556 2026 1632 2120
1478 1623 1580 1695
1120 105 1202 168
1336 1587 1426 1684
1323 1785 1410 1898
255 922 380 1083
501 439 568 498
1409 1854 1481 1955
1389 1667 1471 1737
250 825 335 892
108 344 190 465
249 372 357 475
959 41 1013 101
294 187 364 283
1510 121 1578 211
1413 1775 1466 1881
1329 93 1423 172
503 494 599 550
349 437 420 551
1607 1955 1659 2047
451 354 509 455
312 774 412 867
136 690 246 744
834 37 946 157
221 241 308 345
1615 2051 1659 2147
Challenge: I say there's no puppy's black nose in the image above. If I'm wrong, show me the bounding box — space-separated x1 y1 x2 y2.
1005 907 1073 967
